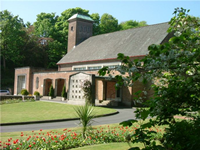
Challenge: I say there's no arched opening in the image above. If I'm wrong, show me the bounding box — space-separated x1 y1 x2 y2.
55 78 65 96
43 78 53 96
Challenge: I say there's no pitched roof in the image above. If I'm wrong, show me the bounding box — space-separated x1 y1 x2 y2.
68 14 93 22
57 22 170 65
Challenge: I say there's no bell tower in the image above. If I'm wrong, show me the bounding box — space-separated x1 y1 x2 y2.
67 14 93 53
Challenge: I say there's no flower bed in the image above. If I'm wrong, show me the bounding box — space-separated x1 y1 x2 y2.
1 125 164 149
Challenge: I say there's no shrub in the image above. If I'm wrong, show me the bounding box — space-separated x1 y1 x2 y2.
20 89 29 95
48 84 54 97
61 85 67 98
34 91 40 96
74 102 95 139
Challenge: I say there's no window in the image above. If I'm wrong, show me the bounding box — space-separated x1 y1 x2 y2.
88 66 102 70
108 65 118 69
36 77 39 89
71 26 74 31
74 67 86 70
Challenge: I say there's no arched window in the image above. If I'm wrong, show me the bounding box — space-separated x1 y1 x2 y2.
36 77 39 89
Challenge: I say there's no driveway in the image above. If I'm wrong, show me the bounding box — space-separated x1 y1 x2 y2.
1 106 136 133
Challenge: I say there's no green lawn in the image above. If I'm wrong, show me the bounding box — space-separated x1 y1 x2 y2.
0 101 117 123
71 142 143 150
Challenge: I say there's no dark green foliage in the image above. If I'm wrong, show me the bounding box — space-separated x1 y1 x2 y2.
33 91 40 96
61 85 67 98
163 119 200 150
20 89 29 95
48 84 54 97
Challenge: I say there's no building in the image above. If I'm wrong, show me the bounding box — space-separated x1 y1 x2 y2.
14 14 171 106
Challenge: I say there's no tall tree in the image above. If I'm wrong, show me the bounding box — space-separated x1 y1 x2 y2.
90 13 100 36
33 12 58 38
0 10 26 70
99 13 119 34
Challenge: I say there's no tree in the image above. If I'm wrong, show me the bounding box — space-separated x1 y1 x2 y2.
61 85 67 99
99 8 200 149
49 84 54 98
0 10 26 70
99 13 119 34
119 20 147 30
90 13 100 36
33 12 58 38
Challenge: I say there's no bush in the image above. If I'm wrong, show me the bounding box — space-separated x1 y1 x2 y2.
34 91 40 96
20 89 29 95
48 84 54 97
81 80 92 105
74 102 95 138
61 85 67 98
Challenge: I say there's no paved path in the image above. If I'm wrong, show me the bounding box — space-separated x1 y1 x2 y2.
1 100 136 133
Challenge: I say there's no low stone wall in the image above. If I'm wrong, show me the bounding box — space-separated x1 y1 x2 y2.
0 95 38 101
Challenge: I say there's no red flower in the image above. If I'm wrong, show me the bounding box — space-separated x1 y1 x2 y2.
74 132 77 136
29 145 32 147
33 142 36 145
40 129 42 131
16 148 20 150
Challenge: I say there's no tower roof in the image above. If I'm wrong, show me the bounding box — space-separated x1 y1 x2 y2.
68 14 93 22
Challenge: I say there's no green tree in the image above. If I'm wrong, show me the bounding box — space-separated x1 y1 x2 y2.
99 13 119 34
61 85 67 99
119 20 147 30
21 25 45 67
33 12 58 38
90 13 100 36
49 84 54 98
99 8 200 149
0 10 26 70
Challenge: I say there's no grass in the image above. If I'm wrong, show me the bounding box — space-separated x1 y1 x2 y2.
0 101 117 123
71 142 143 150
